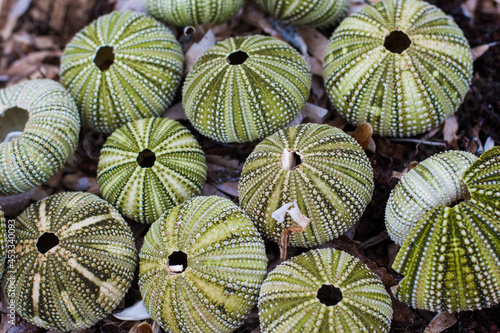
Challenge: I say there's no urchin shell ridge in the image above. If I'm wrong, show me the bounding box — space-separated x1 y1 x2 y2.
238 123 374 248
145 0 243 26
139 196 268 333
1 192 137 331
258 248 393 332
323 0 473 137
0 79 80 195
183 35 311 143
97 117 207 224
60 10 184 133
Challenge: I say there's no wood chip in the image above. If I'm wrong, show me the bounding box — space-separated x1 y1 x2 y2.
424 313 458 333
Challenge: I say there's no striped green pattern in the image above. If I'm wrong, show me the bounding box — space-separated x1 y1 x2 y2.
146 0 243 26
183 35 311 143
0 206 6 281
238 124 374 247
61 10 183 134
323 0 473 137
1 192 137 331
97 117 207 224
139 196 268 333
0 79 80 195
385 150 477 245
259 248 393 333
256 0 349 28
390 147 500 312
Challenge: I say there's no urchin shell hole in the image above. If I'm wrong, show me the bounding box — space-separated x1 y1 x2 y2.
384 31 411 54
317 284 343 306
449 187 471 207
281 149 303 171
36 232 60 254
94 45 115 71
137 149 156 168
0 107 29 142
168 251 188 272
227 50 249 65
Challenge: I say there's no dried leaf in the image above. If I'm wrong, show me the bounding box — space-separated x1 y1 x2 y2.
184 29 216 74
274 202 311 261
424 312 458 333
163 102 187 121
300 102 328 123
351 122 373 151
1 0 31 40
115 0 146 12
471 42 500 61
113 301 151 321
443 115 459 147
484 137 495 151
460 0 477 19
297 27 329 61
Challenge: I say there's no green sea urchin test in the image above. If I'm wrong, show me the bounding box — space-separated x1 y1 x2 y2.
97 117 207 224
256 0 349 28
0 79 80 195
61 10 184 133
146 0 243 26
139 196 268 333
238 123 374 247
387 147 500 312
183 35 311 143
386 150 478 245
259 248 393 332
2 192 137 331
323 0 473 137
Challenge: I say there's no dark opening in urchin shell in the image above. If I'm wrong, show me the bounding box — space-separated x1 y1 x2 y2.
137 148 156 168
227 50 249 65
94 45 115 71
0 107 29 142
36 232 59 254
317 284 343 306
384 30 411 54
168 251 188 272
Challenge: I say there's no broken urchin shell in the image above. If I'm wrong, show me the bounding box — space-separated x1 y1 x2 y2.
61 10 183 133
183 35 311 143
1 192 137 331
387 147 500 312
97 117 207 224
0 79 80 196
323 0 473 137
258 248 393 333
238 123 374 248
255 0 350 28
139 196 268 333
145 0 243 26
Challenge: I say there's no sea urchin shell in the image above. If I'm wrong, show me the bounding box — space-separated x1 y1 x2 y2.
97 117 207 224
61 10 184 133
139 196 268 333
323 0 473 137
255 0 350 28
0 79 80 195
238 123 374 248
183 35 311 143
387 147 500 312
1 192 137 331
145 0 243 26
258 248 393 332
